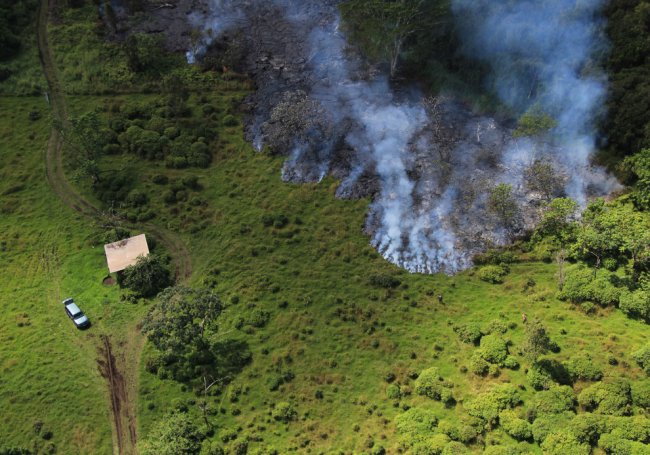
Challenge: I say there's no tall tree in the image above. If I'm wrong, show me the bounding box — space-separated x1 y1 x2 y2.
521 318 552 363
340 0 428 77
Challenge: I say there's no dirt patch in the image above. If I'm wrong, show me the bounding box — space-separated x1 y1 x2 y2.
97 335 137 454
102 276 116 286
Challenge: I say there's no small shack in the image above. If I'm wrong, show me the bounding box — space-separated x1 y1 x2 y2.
104 234 150 273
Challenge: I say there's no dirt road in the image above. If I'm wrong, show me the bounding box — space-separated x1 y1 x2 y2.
36 0 192 452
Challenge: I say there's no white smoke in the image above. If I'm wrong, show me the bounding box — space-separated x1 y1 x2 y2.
452 0 617 204
188 0 617 274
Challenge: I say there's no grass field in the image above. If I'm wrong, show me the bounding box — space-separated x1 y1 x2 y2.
1 3 649 455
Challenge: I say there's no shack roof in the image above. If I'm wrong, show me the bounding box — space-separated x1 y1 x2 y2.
104 234 150 273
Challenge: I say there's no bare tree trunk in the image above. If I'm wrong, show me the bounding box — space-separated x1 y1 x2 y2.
556 248 566 290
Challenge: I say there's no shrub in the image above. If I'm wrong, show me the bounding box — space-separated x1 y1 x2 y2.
633 342 650 375
441 441 469 454
502 356 519 370
478 333 508 364
530 386 575 415
483 319 508 334
152 174 168 185
558 267 622 306
598 432 650 455
272 402 297 423
181 175 200 190
415 368 453 404
499 409 533 441
469 352 489 376
453 322 482 344
540 430 590 455
632 380 650 409
121 254 171 298
138 413 203 455
386 384 401 399
477 265 509 284
126 189 148 207
103 143 121 155
222 114 238 126
578 379 632 416
394 408 439 444
465 384 522 425
564 352 603 382
369 274 401 289
437 417 481 443
620 290 650 320
245 309 270 328
411 433 450 454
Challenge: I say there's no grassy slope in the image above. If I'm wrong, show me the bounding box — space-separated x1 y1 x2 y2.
0 4 648 455
0 96 143 453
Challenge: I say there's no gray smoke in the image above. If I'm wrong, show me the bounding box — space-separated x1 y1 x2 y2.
452 0 616 204
187 0 618 274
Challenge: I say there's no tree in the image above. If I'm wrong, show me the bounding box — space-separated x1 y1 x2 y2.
521 318 552 363
487 183 519 229
163 74 189 118
57 111 109 184
524 160 565 201
142 286 224 383
138 413 203 455
513 107 557 138
339 0 429 77
571 199 621 272
121 254 170 298
534 197 579 289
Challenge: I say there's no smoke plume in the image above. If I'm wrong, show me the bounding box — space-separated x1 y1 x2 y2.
187 0 617 274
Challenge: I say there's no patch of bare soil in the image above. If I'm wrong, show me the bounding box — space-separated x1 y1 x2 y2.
103 276 116 286
97 335 137 454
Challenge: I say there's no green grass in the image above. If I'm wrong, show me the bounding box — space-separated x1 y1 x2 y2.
1 5 649 454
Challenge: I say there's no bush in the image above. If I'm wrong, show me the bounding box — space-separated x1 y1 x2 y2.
152 174 169 185
414 367 453 404
499 409 533 441
126 189 148 207
530 386 575 415
369 274 401 289
478 333 508 364
245 309 271 328
632 380 650 409
272 402 297 423
564 353 603 382
441 441 469 454
502 356 519 370
437 417 482 443
222 114 238 126
138 413 203 455
578 379 632 416
103 143 121 155
394 408 439 443
477 265 509 284
453 322 482 344
465 384 522 425
633 342 650 375
619 290 650 320
469 353 490 376
540 430 590 455
483 319 508 334
386 384 401 399
558 267 622 307
121 254 171 298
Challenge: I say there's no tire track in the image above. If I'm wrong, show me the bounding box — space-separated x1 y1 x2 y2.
36 1 192 453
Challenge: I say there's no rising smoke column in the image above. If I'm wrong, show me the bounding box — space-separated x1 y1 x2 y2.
452 0 610 203
187 0 616 274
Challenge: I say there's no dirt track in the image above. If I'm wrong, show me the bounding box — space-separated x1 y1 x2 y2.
36 0 192 452
97 335 137 454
